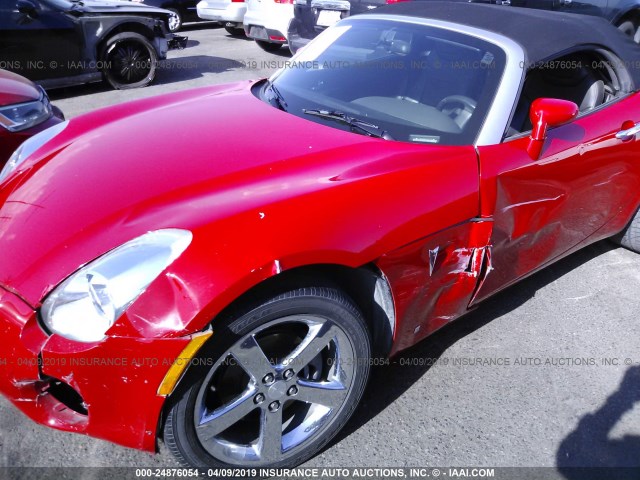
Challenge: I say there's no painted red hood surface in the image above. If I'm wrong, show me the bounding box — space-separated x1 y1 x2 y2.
0 69 41 107
0 81 429 306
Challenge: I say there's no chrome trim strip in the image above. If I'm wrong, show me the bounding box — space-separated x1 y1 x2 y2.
346 14 526 146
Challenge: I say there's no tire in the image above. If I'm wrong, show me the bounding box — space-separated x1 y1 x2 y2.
102 33 158 90
616 208 640 253
167 9 182 33
617 20 640 43
256 40 282 52
224 26 245 36
164 287 371 469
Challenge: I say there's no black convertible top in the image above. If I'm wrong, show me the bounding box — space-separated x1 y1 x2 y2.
368 1 640 86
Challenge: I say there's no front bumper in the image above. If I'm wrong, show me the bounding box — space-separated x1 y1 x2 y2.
0 285 190 452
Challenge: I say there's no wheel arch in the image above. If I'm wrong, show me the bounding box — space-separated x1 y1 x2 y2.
155 262 395 448
612 7 640 28
96 21 159 59
208 263 395 358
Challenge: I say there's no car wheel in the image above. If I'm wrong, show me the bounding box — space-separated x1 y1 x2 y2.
164 287 371 468
616 208 640 253
102 33 158 90
617 20 640 43
256 40 282 52
224 26 245 36
167 9 183 33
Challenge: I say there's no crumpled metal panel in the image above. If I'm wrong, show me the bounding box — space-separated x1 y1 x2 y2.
475 95 640 302
378 220 493 355
0 285 190 451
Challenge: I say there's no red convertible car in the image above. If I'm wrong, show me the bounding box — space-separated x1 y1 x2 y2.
1 2 640 469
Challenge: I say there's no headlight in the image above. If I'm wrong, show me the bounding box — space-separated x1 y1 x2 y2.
41 229 193 343
0 120 68 184
0 88 53 132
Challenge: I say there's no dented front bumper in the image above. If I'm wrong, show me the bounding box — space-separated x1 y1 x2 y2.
0 285 190 452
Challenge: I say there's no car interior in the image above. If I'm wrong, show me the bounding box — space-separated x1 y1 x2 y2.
506 51 622 138
349 33 491 133
339 31 497 131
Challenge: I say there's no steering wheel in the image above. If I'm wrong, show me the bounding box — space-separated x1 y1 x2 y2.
436 95 477 129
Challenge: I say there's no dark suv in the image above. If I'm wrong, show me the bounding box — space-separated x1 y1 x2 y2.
0 0 188 89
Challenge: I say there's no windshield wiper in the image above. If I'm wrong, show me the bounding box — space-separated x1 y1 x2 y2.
267 82 288 112
302 109 393 140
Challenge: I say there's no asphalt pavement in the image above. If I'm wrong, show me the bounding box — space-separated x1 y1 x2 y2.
1 22 640 476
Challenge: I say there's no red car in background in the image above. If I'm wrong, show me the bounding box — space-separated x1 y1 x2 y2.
0 69 64 166
1 2 640 470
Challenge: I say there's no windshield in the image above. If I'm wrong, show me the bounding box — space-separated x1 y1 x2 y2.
266 19 506 145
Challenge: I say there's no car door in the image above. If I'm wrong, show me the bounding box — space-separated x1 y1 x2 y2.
0 0 82 81
472 90 640 304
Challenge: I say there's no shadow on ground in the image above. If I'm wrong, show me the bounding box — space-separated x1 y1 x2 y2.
556 365 640 479
153 55 246 85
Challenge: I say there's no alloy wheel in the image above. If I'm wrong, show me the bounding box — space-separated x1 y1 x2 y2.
193 315 356 465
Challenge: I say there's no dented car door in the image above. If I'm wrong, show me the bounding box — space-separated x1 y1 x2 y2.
473 94 640 303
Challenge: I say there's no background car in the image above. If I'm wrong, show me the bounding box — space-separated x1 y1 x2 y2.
2 2 640 471
0 0 187 89
244 0 294 51
0 69 64 166
197 0 247 34
130 0 205 32
471 0 640 42
288 0 418 54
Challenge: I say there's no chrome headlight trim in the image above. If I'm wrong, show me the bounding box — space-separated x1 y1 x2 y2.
40 229 193 343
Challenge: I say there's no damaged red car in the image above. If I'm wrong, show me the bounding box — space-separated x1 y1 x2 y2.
1 2 640 469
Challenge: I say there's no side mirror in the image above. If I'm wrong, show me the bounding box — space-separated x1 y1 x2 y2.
17 0 38 18
527 98 578 159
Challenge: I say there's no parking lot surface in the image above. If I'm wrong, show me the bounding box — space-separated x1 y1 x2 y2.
1 23 640 473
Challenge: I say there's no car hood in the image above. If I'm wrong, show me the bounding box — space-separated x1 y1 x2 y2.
0 70 41 107
0 81 392 306
73 0 171 16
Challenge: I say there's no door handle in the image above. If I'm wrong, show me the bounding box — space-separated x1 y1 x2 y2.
616 123 640 142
